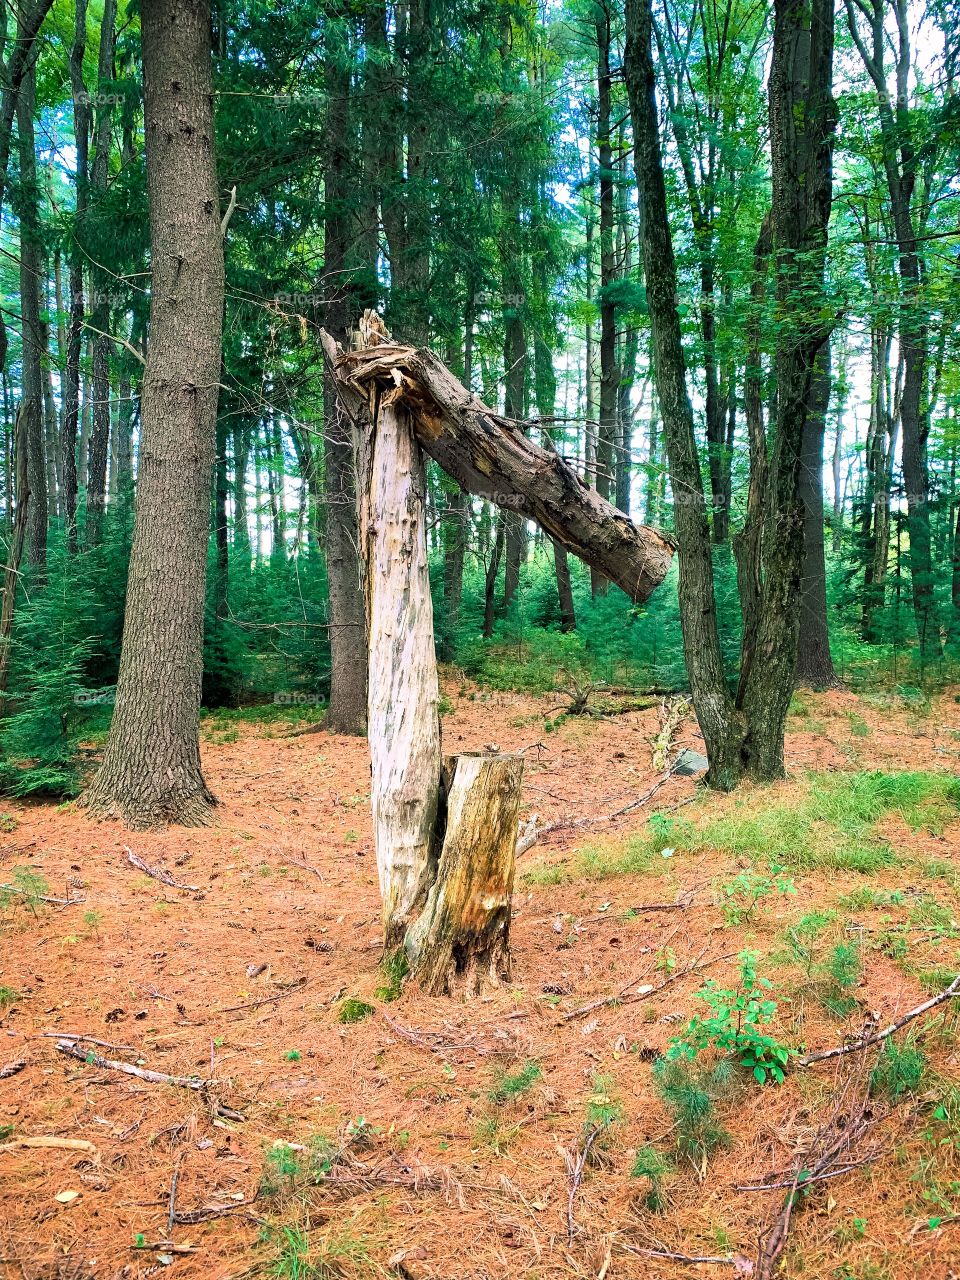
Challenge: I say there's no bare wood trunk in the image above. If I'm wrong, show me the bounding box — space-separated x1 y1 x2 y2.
321 320 673 604
407 753 523 996
357 388 441 950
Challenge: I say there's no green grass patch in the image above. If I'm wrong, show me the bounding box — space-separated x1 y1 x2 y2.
489 1060 542 1104
558 771 960 883
337 998 375 1025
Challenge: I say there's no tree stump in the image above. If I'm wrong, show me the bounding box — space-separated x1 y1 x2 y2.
407 753 524 996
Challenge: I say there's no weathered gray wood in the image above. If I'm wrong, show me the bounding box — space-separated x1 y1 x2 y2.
321 314 674 604
356 369 441 950
407 753 524 996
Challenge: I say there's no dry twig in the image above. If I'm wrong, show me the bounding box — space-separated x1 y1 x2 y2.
798 973 960 1066
124 846 200 892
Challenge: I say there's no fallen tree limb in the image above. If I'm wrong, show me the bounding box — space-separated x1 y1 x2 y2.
56 1039 206 1089
321 315 674 604
561 947 735 1022
565 1123 606 1243
0 883 80 906
0 1135 97 1154
517 767 683 856
798 973 960 1066
124 847 200 893
220 976 307 1013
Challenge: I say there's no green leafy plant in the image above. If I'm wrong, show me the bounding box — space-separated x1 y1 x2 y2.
666 951 792 1084
0 867 50 918
374 949 408 1002
719 863 796 924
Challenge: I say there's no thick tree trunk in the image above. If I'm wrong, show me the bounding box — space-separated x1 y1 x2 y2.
406 753 523 996
321 21 368 734
84 0 223 828
16 56 47 572
624 0 746 788
357 390 441 951
85 0 117 547
796 343 837 687
321 324 674 604
735 0 836 778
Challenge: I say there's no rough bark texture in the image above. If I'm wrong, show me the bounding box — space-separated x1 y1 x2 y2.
16 56 47 571
321 17 368 735
736 0 836 778
796 344 837 687
321 321 674 604
0 410 29 708
357 387 441 951
84 0 224 828
624 0 746 788
84 0 118 547
406 753 524 996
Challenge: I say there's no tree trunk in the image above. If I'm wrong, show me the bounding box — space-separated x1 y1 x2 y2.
440 486 467 661
85 0 117 547
483 515 504 639
357 388 441 951
406 753 523 996
796 342 837 687
624 0 745 788
0 409 29 710
322 324 674 604
16 54 47 572
84 0 224 828
322 19 368 735
593 2 618 595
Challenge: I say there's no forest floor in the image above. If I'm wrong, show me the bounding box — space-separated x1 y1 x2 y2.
2 678 960 1280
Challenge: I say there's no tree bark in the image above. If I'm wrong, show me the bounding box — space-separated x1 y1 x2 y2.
84 0 224 828
16 53 47 572
321 323 674 605
406 753 523 996
593 1 618 594
0 409 29 710
624 0 745 788
321 13 368 734
796 343 837 687
85 0 117 547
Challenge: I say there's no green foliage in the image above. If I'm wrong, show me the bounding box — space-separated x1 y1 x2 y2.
630 1144 673 1211
489 1060 542 1104
870 1038 927 1101
719 863 796 924
336 998 374 1025
374 951 408 1003
653 1058 732 1173
260 1136 335 1198
0 867 50 918
666 950 792 1084
0 987 19 1009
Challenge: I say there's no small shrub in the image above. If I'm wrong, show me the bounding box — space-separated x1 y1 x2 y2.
631 1144 672 1210
653 1058 731 1174
489 1060 542 1104
871 1037 927 1101
666 950 792 1084
719 863 796 925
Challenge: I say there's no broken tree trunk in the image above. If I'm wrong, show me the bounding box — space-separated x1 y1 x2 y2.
321 314 673 604
357 386 442 952
406 753 523 996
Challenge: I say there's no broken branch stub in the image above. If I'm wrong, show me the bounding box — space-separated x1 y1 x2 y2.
320 314 674 603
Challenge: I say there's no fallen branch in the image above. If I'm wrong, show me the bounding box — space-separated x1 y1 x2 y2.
220 976 307 1013
565 1123 606 1243
0 1060 26 1079
42 1032 137 1055
798 973 960 1066
620 1243 746 1267
517 767 683 856
561 947 732 1023
756 1067 879 1279
56 1039 206 1089
0 1135 97 1154
124 847 199 893
0 882 80 906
